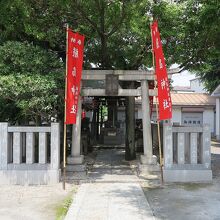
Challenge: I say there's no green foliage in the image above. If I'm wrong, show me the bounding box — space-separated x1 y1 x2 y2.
0 41 64 123
179 0 220 92
151 0 220 92
0 41 62 75
0 0 219 123
0 74 62 122
196 60 220 93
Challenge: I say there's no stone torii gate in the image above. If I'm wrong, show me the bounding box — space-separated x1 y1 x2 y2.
67 69 177 173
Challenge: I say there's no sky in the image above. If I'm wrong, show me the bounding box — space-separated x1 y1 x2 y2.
171 70 196 87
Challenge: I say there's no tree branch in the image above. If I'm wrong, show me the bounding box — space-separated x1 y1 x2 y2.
107 0 126 37
178 56 195 71
72 2 102 36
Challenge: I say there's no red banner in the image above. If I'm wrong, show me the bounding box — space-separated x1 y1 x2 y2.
66 28 85 124
151 21 172 120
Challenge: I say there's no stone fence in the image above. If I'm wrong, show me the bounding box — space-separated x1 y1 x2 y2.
0 123 60 185
163 124 212 182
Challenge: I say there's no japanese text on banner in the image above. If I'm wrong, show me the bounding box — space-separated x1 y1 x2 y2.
66 29 85 124
151 21 172 120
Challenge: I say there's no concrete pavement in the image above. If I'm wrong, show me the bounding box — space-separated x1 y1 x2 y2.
143 140 220 220
65 149 155 220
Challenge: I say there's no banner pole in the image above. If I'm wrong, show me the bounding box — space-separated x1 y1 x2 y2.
63 23 69 190
150 22 164 184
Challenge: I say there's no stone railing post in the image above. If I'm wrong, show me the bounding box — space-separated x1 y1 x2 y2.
39 132 47 164
202 124 211 169
163 123 173 169
0 123 8 169
26 132 35 164
190 133 198 164
177 133 185 164
51 123 60 169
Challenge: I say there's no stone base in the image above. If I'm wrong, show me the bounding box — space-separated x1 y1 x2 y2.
66 164 86 172
0 169 60 185
63 171 87 181
138 163 160 175
140 155 157 165
138 155 160 175
67 155 84 165
163 169 212 182
66 155 86 180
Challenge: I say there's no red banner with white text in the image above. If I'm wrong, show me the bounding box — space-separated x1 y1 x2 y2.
66 28 85 124
151 21 172 120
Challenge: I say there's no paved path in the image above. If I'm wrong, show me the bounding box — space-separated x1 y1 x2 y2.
65 149 155 220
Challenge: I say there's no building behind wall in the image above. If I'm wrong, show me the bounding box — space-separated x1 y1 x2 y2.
135 93 216 135
212 84 220 140
137 76 216 136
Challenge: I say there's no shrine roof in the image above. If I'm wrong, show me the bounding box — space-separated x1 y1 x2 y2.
136 93 216 106
169 93 216 106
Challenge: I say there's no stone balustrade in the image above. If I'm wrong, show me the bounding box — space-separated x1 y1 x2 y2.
0 123 60 185
163 123 212 182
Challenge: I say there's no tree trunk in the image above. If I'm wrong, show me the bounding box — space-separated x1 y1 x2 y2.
91 108 97 145
96 103 100 141
125 95 136 160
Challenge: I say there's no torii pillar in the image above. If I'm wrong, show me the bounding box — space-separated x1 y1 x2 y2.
66 96 85 172
139 80 158 173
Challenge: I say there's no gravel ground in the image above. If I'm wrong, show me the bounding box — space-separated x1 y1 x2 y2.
0 183 75 220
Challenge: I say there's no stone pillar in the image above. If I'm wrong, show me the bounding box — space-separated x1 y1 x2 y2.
39 132 47 164
67 97 85 172
26 132 35 164
177 133 185 164
190 133 198 164
163 123 173 169
51 123 60 170
140 80 157 165
71 96 82 158
216 98 220 140
13 132 22 164
202 124 211 169
0 123 8 170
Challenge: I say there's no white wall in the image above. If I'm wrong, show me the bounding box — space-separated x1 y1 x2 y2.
172 107 181 124
137 107 182 124
203 108 215 133
216 98 220 140
108 105 215 135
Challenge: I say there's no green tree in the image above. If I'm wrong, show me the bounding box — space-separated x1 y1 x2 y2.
0 1 219 158
152 0 220 92
0 41 64 124
1 0 218 73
